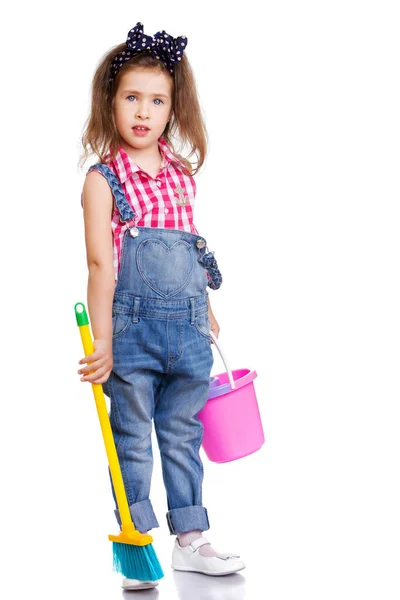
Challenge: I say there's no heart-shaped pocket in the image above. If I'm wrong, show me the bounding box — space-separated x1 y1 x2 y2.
136 239 194 298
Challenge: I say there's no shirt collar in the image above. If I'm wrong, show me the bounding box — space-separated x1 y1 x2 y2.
110 137 187 184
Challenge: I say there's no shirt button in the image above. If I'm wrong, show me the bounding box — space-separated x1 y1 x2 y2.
165 208 169 214
156 180 162 187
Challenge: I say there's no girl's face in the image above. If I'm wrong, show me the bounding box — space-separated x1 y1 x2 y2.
113 67 173 152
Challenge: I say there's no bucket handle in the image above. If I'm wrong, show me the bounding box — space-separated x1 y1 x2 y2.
209 331 236 390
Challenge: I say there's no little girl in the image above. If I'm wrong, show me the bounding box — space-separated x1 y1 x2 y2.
77 22 245 591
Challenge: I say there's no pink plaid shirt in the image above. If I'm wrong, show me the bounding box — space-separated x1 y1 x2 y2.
83 138 200 281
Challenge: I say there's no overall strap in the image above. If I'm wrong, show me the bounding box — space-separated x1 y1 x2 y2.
87 163 136 223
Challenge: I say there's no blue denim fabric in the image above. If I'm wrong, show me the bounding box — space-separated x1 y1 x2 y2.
90 164 214 535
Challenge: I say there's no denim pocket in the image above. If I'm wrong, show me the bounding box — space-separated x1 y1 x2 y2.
112 311 132 339
194 312 211 340
137 239 194 298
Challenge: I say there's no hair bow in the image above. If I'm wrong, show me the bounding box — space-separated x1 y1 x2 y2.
110 22 188 82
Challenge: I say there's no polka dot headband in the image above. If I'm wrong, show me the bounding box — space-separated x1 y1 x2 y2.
109 22 188 83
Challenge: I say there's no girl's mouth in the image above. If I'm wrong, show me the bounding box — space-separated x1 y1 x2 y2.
132 126 150 137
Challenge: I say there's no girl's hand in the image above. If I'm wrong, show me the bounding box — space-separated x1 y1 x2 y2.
77 339 113 384
208 311 220 343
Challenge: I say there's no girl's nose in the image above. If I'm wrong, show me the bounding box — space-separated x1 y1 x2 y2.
136 103 150 119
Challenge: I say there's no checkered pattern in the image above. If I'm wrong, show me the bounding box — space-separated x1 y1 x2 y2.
83 138 200 281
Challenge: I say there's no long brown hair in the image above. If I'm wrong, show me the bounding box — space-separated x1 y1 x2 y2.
79 44 208 175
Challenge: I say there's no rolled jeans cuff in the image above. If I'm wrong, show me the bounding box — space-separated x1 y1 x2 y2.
114 499 159 533
166 505 210 535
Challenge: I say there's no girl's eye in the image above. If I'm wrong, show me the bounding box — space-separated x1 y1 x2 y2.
154 99 163 105
127 95 137 101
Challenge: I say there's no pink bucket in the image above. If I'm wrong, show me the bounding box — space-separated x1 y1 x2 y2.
198 332 265 463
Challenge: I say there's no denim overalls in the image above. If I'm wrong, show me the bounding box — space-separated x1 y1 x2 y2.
88 163 214 535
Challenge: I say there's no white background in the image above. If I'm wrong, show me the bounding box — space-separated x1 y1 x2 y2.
1 1 399 598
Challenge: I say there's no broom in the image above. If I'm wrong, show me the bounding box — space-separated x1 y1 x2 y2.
74 301 164 581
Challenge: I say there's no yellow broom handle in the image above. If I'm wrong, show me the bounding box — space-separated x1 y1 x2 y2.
76 312 135 531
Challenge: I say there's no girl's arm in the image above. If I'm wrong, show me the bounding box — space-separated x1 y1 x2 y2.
77 171 115 384
193 223 220 338
207 295 220 340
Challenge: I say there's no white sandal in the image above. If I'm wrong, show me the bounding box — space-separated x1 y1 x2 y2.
172 536 245 576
